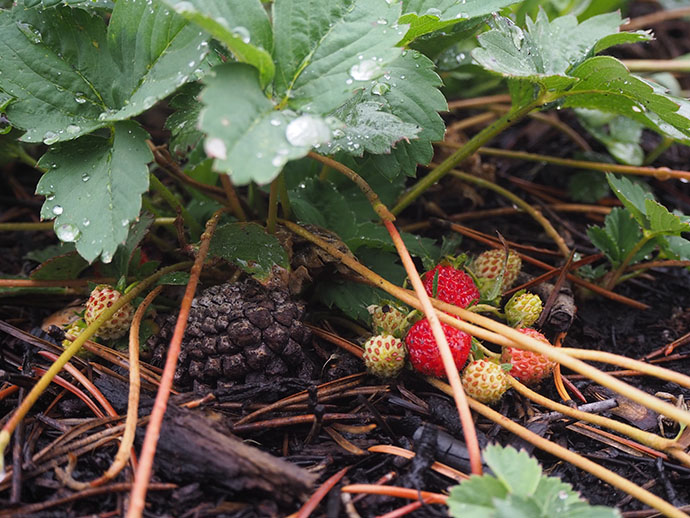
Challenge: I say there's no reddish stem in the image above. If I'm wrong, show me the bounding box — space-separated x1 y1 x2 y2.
384 220 482 476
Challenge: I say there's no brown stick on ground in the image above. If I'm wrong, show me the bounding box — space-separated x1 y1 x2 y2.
150 403 316 503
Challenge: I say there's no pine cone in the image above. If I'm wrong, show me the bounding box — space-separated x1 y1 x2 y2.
149 280 314 389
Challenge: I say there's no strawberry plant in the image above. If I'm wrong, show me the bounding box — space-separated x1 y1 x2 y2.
1 1 690 517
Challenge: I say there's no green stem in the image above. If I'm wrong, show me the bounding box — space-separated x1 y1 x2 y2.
266 175 280 234
644 137 674 166
604 233 657 290
149 174 204 239
392 98 544 215
277 172 292 219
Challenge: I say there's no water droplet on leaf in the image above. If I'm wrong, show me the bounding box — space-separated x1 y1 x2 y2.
204 137 227 160
43 131 59 145
285 115 331 147
52 205 63 215
349 59 381 81
56 223 80 243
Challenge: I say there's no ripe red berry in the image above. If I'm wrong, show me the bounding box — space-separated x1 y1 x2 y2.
501 328 555 385
462 359 509 404
362 334 407 378
405 318 471 377
421 264 479 309
84 284 134 340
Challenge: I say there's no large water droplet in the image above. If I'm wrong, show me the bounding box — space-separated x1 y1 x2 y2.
349 59 381 81
43 131 59 145
173 1 196 14
52 205 63 215
204 137 227 160
101 250 113 264
371 82 390 96
285 115 331 147
56 223 80 242
16 22 43 44
232 26 251 44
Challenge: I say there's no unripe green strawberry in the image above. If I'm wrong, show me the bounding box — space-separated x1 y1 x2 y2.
504 290 542 328
461 359 509 404
473 249 522 291
367 303 410 338
61 319 93 358
362 334 406 378
84 284 134 340
501 328 555 385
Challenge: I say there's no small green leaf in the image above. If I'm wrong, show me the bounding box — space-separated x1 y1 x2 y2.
606 173 654 227
30 251 89 280
158 0 275 87
493 495 543 518
208 222 289 282
661 236 690 261
472 10 641 91
398 0 519 46
568 170 610 202
35 122 152 263
645 199 690 235
448 474 508 514
563 57 690 144
157 271 191 285
483 444 541 496
576 109 644 165
165 83 204 156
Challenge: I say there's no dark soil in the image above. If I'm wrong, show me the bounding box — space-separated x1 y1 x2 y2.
1 3 690 518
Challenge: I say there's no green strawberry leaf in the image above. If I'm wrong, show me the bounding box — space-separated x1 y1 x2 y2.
165 83 204 156
660 236 690 261
0 2 208 143
493 495 543 518
448 474 508 514
472 10 649 91
576 109 644 165
568 170 610 202
158 0 274 87
343 50 447 179
606 173 654 228
288 177 359 240
35 122 152 263
208 222 290 282
97 212 155 280
587 207 652 267
23 0 113 9
645 199 690 236
30 251 89 280
200 63 325 185
562 57 690 144
274 0 404 114
483 444 542 496
316 97 421 157
398 0 519 46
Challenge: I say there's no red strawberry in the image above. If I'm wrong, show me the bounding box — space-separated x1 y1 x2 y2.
422 264 479 309
84 284 134 340
501 328 555 385
461 359 509 404
405 318 471 377
362 334 407 378
473 249 522 291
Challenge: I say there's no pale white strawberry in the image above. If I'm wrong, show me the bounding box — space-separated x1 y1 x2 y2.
362 334 407 378
84 284 134 340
